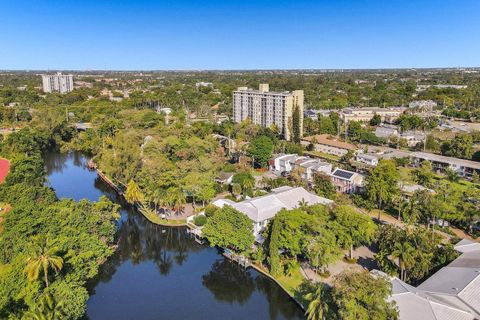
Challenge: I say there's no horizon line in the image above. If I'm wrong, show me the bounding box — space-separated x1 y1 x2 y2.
1 66 480 73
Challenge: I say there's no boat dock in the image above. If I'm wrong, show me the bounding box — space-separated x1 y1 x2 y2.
186 222 205 244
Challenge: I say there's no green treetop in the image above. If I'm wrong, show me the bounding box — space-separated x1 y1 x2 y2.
202 205 254 253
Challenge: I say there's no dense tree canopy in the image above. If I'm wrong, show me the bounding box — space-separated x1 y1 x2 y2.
247 135 274 168
0 128 120 319
332 271 397 320
365 160 400 210
202 205 254 253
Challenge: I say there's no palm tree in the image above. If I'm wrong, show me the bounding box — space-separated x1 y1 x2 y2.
242 177 255 195
445 168 460 183
391 242 415 281
232 183 242 197
124 179 143 205
23 293 66 320
151 188 164 212
298 198 309 211
304 284 329 320
24 237 63 288
224 124 234 157
172 188 186 216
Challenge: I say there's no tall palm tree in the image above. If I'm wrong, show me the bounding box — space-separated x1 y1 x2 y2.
172 188 186 216
224 124 234 157
304 284 329 320
391 242 415 281
151 188 164 212
24 237 63 288
23 293 66 320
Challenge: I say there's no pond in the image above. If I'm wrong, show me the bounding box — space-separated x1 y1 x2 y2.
44 151 304 320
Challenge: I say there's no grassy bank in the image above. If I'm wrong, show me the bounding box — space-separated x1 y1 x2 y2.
138 207 187 226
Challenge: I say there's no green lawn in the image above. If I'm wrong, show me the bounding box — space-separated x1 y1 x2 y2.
140 209 186 226
304 151 341 162
275 266 305 296
398 166 477 193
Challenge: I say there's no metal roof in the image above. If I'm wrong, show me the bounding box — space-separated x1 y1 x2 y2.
212 187 334 223
418 267 480 295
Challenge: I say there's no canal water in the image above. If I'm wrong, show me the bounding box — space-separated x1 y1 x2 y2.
44 152 304 320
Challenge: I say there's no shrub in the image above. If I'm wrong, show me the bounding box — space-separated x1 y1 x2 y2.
204 204 219 217
194 215 207 226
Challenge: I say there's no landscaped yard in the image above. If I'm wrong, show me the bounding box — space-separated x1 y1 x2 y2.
275 265 305 296
140 208 187 226
304 151 341 162
398 166 478 193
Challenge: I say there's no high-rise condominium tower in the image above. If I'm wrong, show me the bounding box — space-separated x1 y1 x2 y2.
232 84 304 140
41 73 74 93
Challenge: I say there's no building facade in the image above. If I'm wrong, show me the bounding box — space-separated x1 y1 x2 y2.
355 153 379 166
330 168 364 194
233 84 304 140
411 152 480 179
301 134 357 157
340 107 406 123
211 186 333 242
41 73 74 93
269 154 332 181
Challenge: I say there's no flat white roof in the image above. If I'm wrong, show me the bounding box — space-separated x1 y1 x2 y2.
412 152 480 170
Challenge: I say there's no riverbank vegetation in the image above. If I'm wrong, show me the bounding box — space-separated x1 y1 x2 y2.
2 70 479 319
0 128 120 319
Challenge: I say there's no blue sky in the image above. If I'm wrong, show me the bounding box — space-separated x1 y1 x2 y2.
0 0 478 70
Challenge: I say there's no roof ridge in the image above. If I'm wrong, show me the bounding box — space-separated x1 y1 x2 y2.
429 299 476 317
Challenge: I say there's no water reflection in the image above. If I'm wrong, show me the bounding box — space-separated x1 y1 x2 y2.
202 259 256 304
45 152 304 320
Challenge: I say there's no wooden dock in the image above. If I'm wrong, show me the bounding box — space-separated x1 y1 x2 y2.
186 223 205 244
96 169 123 194
222 250 252 269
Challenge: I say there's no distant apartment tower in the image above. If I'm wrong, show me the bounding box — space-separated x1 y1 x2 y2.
41 73 74 93
232 84 304 140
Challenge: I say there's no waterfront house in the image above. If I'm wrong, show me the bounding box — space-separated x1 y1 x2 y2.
211 186 334 242
330 168 364 194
